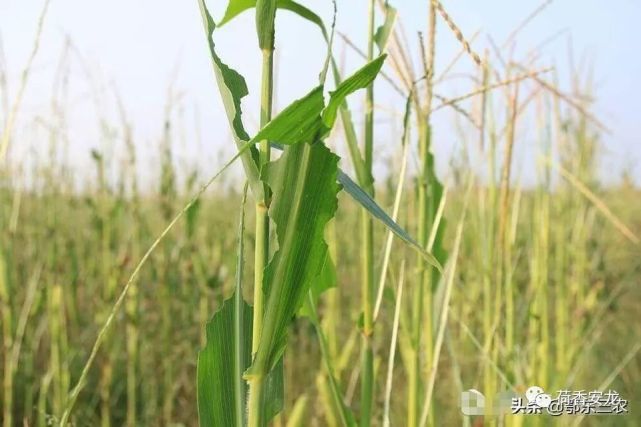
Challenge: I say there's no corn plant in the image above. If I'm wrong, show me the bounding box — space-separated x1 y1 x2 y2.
3 1 641 426
195 1 441 426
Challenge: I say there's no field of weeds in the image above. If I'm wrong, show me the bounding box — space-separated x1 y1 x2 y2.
1 1 640 426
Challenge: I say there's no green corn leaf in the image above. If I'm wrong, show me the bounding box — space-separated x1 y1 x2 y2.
374 3 397 53
264 147 441 272
337 170 443 273
215 0 373 193
220 0 327 39
220 0 255 26
212 0 379 197
265 143 442 273
251 86 325 145
329 60 373 193
197 297 252 427
298 250 336 317
219 0 251 26
246 141 340 378
198 297 284 427
278 0 327 37
198 186 283 427
197 193 240 427
197 0 263 200
251 55 386 146
322 55 386 129
253 54 386 145
311 250 337 305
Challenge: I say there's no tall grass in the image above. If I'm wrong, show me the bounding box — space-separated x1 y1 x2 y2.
0 1 640 426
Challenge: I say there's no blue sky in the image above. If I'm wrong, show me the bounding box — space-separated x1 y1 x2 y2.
1 0 640 188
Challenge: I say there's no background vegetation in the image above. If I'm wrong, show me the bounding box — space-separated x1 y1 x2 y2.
1 0 640 426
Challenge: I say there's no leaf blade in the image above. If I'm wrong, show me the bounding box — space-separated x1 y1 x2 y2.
197 185 283 426
322 55 387 129
247 141 340 377
374 3 397 53
197 297 252 427
251 86 325 145
197 0 263 200
337 170 443 272
219 0 255 26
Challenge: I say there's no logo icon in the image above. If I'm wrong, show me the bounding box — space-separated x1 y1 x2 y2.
525 385 552 408
461 387 629 416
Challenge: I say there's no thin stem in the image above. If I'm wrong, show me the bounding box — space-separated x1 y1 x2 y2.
383 263 405 427
235 184 249 427
360 1 376 425
373 140 409 322
248 45 274 427
410 3 436 426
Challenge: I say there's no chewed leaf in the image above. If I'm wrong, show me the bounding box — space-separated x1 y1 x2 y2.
197 0 263 200
328 60 372 193
268 141 442 272
198 187 283 426
197 296 252 427
252 56 386 145
322 55 386 129
246 141 340 377
299 250 337 317
251 86 325 145
197 296 284 426
374 3 397 53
